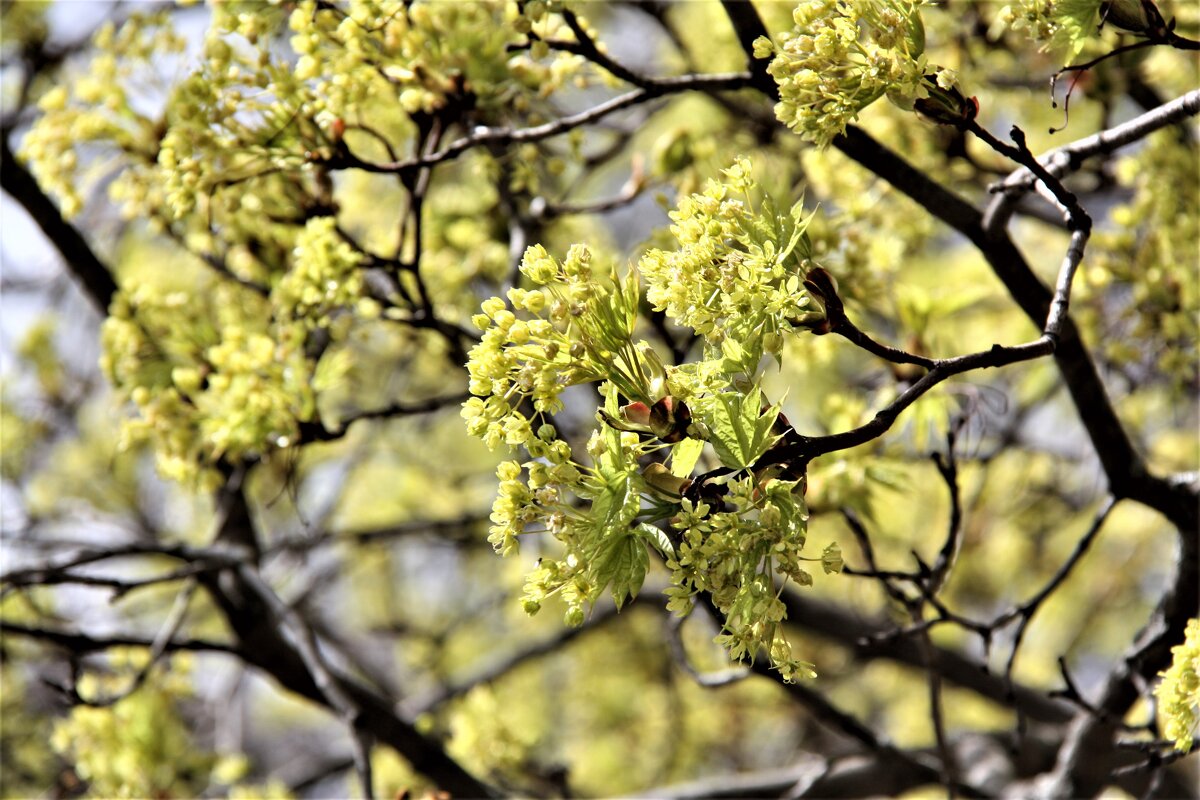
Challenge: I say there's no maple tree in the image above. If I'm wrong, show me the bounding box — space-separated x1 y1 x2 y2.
2 1 1198 797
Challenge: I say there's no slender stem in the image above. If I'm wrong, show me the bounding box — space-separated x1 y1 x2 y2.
326 73 754 176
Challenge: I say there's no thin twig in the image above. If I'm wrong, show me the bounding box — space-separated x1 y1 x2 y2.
235 565 376 800
665 614 751 688
0 620 237 655
925 429 963 596
296 392 471 443
983 89 1200 233
326 73 754 177
47 580 200 708
761 334 1056 473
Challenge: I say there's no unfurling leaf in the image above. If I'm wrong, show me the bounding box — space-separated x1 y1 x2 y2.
591 531 648 610
702 388 781 470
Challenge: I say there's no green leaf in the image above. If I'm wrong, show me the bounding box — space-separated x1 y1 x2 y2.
591 531 648 609
702 388 781 469
763 478 809 542
720 336 743 364
903 2 925 56
591 466 642 537
670 437 705 478
636 522 675 559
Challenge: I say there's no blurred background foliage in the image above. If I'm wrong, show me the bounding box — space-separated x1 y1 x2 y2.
1 0 1196 797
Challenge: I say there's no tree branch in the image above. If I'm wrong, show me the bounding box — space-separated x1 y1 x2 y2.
399 601 624 717
828 125 1196 533
197 481 493 798
0 134 117 312
781 590 1073 724
327 72 755 177
1 620 238 656
764 334 1055 470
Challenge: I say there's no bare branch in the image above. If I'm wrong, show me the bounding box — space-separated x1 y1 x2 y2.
326 72 755 177
234 564 377 800
46 580 200 708
0 135 117 312
926 431 964 596
983 89 1200 232
297 392 472 444
764 334 1056 471
399 602 624 717
1 620 238 656
665 614 751 688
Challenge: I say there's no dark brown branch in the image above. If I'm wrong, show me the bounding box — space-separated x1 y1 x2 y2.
926 431 963 596
967 121 1092 231
1 542 242 590
160 223 270 296
827 125 1196 534
45 581 200 708
764 335 1055 470
1 562 216 601
267 515 488 555
781 590 1073 724
718 0 775 95
691 591 985 795
198 481 492 797
326 72 755 177
0 620 237 655
234 564 377 800
549 8 659 88
0 134 117 312
399 602 624 717
747 658 986 796
1043 504 1200 795
1001 497 1116 739
984 89 1200 231
297 392 471 443
630 727 1187 799
803 267 937 370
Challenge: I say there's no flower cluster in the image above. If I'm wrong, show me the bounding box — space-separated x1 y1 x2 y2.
274 216 365 326
19 11 184 218
463 242 649 449
481 383 667 627
1155 618 1200 752
284 0 581 122
639 158 815 375
466 160 843 678
994 0 1158 60
758 0 963 146
101 283 314 489
664 476 841 682
49 652 215 800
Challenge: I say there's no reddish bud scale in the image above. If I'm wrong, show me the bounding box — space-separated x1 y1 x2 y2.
621 402 652 427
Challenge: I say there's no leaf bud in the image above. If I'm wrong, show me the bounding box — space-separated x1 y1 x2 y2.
913 76 979 127
642 463 691 498
1099 0 1156 34
328 117 346 142
649 396 691 443
621 401 652 427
